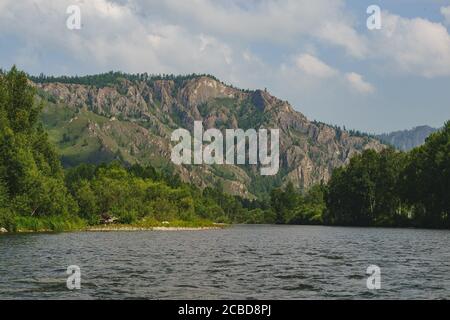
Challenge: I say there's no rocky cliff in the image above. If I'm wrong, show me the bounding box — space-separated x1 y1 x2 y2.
34 73 386 197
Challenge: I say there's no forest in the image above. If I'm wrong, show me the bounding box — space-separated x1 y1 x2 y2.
0 67 449 231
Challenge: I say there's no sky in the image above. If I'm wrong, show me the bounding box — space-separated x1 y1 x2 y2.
1 0 450 133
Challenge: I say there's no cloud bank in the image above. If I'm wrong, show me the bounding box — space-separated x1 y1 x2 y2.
0 0 449 132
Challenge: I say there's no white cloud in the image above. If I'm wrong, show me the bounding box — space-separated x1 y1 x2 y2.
345 72 375 94
0 0 448 134
369 12 450 78
0 0 238 76
92 0 127 18
316 21 368 58
294 54 375 94
0 0 373 94
441 6 450 25
2 1 448 81
295 54 337 78
126 0 367 58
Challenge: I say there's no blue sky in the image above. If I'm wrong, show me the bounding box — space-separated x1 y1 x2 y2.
1 0 450 133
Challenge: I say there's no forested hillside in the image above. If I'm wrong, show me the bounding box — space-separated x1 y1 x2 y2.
31 71 385 198
0 68 268 232
1 67 448 231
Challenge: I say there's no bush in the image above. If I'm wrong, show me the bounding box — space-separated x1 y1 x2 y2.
14 215 86 232
111 207 138 224
0 208 16 232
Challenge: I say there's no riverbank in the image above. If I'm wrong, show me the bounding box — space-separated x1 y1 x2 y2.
87 224 226 232
0 216 227 233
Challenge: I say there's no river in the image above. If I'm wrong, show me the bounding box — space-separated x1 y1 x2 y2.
0 225 449 299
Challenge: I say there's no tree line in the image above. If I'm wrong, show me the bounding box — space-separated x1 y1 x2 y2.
324 123 450 229
28 71 221 89
270 124 450 229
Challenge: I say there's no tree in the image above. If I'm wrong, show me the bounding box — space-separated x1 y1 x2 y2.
270 182 300 224
401 122 450 228
0 179 15 230
73 180 99 224
0 66 77 217
291 184 326 225
324 149 407 227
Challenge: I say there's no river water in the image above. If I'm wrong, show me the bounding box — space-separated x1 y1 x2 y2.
0 225 449 299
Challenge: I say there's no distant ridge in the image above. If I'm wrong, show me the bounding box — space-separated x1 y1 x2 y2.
377 125 438 151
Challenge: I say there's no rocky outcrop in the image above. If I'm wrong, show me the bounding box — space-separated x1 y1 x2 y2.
35 74 386 197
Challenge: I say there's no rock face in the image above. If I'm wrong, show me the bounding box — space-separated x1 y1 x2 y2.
0 227 8 233
35 74 386 197
377 125 438 151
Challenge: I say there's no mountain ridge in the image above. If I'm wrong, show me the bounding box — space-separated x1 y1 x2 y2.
32 72 386 198
376 125 438 151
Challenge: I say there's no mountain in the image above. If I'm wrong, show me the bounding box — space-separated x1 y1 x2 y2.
32 72 385 198
377 126 438 151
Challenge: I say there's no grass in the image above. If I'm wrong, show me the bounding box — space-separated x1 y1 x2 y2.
13 215 87 233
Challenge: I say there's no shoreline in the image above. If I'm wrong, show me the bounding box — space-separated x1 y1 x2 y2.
0 223 228 234
86 224 226 232
2 222 450 234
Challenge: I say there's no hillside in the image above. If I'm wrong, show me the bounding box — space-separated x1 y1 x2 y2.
33 72 385 198
377 125 438 151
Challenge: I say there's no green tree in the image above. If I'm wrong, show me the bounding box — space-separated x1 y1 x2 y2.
270 182 300 224
73 180 99 224
401 122 450 228
324 149 406 227
0 66 77 218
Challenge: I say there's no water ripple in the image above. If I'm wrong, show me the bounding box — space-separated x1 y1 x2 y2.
0 225 449 299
